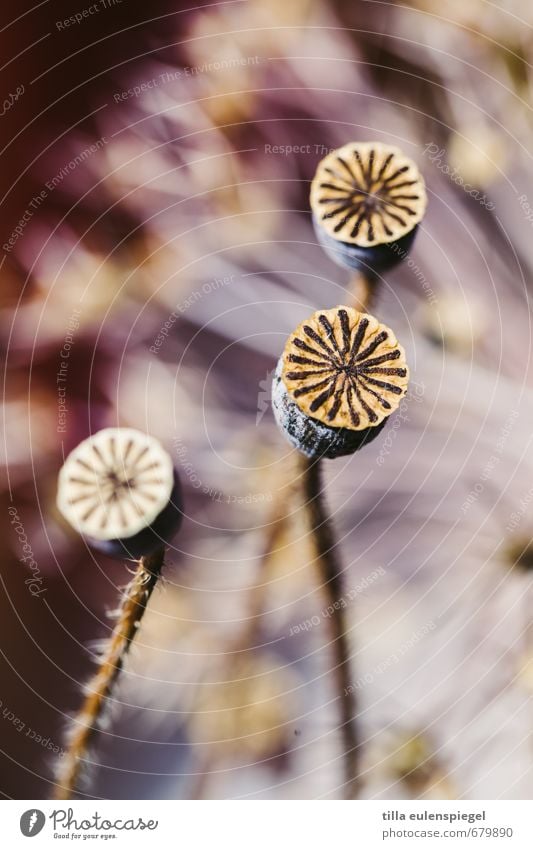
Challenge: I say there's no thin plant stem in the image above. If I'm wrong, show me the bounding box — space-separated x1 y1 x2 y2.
54 547 165 800
191 469 299 798
348 270 378 311
201 270 379 800
300 454 360 799
221 273 378 799
242 469 301 643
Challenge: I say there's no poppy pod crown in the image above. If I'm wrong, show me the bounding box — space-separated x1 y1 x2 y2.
57 427 182 558
310 141 427 272
272 306 409 459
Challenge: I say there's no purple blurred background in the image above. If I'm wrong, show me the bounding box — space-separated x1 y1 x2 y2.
2 0 533 799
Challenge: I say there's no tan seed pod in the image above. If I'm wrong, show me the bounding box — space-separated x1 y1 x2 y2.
272 306 409 458
57 427 182 558
310 141 427 271
55 428 184 797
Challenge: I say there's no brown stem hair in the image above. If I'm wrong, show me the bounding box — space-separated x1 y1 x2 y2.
54 547 165 800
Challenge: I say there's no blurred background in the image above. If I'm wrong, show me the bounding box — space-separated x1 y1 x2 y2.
2 0 533 799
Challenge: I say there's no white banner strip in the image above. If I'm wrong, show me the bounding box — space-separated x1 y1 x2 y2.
3 800 533 848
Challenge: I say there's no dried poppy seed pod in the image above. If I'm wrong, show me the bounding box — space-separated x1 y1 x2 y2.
310 141 427 273
57 427 182 559
272 306 409 459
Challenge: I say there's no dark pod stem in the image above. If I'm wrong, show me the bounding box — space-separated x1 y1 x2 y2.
54 547 165 800
300 456 360 800
349 269 379 312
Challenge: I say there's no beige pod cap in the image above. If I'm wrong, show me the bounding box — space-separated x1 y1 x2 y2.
310 141 427 271
272 306 410 458
57 427 182 557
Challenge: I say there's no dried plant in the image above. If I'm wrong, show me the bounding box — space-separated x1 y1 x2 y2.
310 141 427 274
271 305 410 797
54 428 182 798
6 0 532 801
262 142 425 798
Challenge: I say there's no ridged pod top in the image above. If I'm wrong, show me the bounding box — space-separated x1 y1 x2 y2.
57 428 174 540
310 141 427 248
281 306 409 431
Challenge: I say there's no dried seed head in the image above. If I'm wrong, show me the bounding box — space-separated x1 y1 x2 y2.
283 307 409 429
57 428 182 557
272 306 409 459
310 141 427 271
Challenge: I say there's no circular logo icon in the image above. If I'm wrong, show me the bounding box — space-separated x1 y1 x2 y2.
20 810 46 837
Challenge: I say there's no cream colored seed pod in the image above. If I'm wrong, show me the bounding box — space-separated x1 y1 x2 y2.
55 428 184 798
272 306 409 459
57 427 182 558
310 141 427 271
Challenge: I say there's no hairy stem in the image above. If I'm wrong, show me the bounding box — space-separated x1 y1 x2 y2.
300 455 360 799
54 547 165 800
